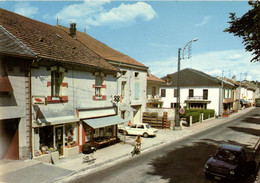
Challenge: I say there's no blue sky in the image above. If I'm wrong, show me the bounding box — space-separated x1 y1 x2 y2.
1 0 259 81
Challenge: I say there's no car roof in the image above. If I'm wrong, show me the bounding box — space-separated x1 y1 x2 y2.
219 144 244 152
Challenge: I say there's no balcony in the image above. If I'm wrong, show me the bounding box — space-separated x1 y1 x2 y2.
147 95 162 102
185 96 211 103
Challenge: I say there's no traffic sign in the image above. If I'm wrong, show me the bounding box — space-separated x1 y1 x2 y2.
179 107 185 114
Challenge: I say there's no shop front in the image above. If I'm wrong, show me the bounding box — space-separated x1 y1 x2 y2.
82 115 126 149
77 107 126 151
32 114 80 162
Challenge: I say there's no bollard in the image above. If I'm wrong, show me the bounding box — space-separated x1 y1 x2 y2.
189 116 192 127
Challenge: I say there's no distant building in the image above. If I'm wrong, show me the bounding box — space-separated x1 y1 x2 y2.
160 68 235 116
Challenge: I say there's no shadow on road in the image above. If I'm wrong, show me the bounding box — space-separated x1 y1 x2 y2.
147 141 217 183
148 139 257 183
228 126 260 137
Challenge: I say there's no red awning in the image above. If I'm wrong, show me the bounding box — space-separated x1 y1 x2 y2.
0 75 13 92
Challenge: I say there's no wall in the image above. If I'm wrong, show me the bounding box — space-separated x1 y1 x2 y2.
116 66 147 123
160 86 221 116
0 59 30 160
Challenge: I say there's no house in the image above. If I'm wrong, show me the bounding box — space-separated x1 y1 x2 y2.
0 8 126 160
160 68 235 116
57 25 149 124
146 72 165 108
0 24 34 160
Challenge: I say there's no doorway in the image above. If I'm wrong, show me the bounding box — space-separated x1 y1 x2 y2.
55 126 63 156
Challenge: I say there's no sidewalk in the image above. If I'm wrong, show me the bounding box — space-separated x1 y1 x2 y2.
0 107 258 183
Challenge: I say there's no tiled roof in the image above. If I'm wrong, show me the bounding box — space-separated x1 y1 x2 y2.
161 68 234 88
57 26 147 69
0 8 118 72
147 73 165 83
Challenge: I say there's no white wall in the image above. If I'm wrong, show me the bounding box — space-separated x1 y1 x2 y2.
116 67 147 123
160 86 221 115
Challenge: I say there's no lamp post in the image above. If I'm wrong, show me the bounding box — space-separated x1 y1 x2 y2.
175 38 198 130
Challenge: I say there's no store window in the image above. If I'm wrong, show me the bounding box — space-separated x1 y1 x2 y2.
65 123 78 148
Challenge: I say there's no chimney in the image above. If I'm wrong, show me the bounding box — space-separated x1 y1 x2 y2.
70 22 76 39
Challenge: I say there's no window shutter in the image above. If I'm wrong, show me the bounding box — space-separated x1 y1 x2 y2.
135 82 139 99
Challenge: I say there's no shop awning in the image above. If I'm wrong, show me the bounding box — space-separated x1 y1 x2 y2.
119 104 136 112
240 99 249 104
37 116 79 125
83 115 126 129
223 98 234 103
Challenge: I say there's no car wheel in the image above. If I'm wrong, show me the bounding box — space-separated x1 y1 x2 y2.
205 172 211 179
143 133 149 138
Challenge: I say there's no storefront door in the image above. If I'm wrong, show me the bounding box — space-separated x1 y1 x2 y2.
55 126 63 155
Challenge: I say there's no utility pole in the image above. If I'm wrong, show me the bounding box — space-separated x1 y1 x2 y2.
175 48 181 130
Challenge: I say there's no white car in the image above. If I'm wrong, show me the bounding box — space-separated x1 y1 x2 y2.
123 123 158 138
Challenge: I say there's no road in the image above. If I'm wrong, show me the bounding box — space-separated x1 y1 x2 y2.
68 108 260 183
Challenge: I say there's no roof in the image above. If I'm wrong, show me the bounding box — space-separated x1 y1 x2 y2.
147 73 165 83
0 25 35 58
219 144 243 152
161 68 234 88
0 75 13 92
57 26 147 69
0 8 118 72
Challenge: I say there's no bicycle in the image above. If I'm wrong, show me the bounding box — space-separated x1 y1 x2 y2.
131 143 141 156
82 143 97 164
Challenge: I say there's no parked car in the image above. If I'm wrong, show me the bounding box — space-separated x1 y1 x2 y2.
121 123 158 138
204 144 256 181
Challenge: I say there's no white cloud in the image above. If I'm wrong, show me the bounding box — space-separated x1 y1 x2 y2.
56 1 156 29
147 49 260 81
14 2 38 18
196 16 212 27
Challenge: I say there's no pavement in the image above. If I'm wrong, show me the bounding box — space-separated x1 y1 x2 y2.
0 107 259 183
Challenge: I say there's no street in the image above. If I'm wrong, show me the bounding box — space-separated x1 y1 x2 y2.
65 108 260 183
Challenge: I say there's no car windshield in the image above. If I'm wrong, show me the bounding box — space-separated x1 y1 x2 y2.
214 148 237 163
146 124 151 129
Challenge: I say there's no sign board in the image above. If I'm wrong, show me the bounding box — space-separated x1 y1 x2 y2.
179 107 185 114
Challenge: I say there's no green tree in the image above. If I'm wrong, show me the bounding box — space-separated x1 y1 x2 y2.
224 1 260 62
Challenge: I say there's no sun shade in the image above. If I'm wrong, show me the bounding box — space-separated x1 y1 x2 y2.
83 115 126 129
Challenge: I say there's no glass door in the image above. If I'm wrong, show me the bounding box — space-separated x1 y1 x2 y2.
55 126 63 155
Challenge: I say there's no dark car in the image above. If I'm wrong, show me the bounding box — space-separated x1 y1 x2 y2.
204 144 256 181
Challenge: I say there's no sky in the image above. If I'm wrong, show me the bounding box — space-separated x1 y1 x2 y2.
1 0 259 81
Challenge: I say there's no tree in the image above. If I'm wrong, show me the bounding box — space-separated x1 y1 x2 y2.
224 1 260 62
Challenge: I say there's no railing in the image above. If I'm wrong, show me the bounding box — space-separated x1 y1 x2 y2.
147 95 162 101
187 96 208 100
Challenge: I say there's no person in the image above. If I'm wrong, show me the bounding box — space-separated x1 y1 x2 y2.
128 120 132 126
135 135 142 152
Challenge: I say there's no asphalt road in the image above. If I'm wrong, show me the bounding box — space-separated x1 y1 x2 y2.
68 108 260 183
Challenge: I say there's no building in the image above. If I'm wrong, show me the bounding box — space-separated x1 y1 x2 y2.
0 24 34 159
0 8 127 160
57 25 149 124
160 68 235 116
146 72 165 108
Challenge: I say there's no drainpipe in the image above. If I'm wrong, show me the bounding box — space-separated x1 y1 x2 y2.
27 61 32 159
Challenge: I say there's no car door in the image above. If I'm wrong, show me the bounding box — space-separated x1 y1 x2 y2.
136 124 145 135
127 124 137 135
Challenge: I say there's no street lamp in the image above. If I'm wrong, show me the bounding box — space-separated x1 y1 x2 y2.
175 38 198 130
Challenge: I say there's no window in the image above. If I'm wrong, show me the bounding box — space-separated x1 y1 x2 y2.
121 81 126 99
161 89 166 97
135 82 139 99
189 89 194 98
137 124 144 129
131 124 136 128
134 72 139 77
174 89 177 98
203 89 208 100
170 103 177 108
95 75 103 98
122 70 127 76
51 70 63 97
152 87 156 97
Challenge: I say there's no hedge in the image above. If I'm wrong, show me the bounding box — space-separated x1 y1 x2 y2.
180 109 215 124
